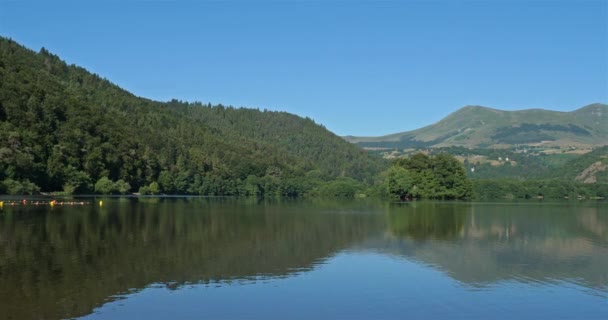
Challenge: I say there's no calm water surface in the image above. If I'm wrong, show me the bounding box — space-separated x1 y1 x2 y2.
0 198 606 319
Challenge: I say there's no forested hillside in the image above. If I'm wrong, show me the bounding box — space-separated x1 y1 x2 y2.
0 37 386 195
551 146 608 183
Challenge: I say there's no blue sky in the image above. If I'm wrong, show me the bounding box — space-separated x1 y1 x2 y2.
1 0 606 136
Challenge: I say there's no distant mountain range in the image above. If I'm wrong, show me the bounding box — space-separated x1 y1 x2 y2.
344 104 608 150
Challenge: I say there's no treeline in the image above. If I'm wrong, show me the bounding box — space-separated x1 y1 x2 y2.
473 179 608 200
432 146 562 179
383 152 608 201
386 146 606 182
369 146 563 180
0 37 386 196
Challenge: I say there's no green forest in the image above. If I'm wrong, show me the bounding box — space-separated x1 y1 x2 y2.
0 37 386 197
387 153 473 200
472 179 608 200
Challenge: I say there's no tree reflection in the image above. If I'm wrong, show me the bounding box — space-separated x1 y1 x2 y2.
387 202 468 240
0 198 383 320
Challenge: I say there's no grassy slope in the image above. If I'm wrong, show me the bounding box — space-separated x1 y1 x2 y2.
346 104 608 149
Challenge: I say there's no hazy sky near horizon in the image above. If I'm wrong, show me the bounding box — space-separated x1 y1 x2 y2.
1 0 607 136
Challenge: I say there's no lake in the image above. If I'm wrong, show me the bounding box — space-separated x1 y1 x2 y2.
0 197 606 319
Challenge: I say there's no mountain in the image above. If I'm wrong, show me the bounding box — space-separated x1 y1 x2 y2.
345 104 608 150
0 37 386 195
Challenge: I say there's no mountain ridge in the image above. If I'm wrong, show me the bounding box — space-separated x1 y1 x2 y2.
345 103 608 149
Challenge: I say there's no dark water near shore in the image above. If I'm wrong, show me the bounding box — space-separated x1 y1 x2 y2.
0 197 606 319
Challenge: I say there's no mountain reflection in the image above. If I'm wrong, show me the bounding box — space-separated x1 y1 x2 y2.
0 199 606 320
381 202 608 290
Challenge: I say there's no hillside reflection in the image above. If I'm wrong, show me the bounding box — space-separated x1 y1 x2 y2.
0 198 384 320
381 202 608 290
0 199 606 320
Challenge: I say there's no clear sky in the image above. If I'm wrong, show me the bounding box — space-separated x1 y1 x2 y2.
1 0 606 136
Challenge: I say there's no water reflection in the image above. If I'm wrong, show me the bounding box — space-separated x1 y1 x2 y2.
381 202 608 291
0 198 606 320
0 198 384 320
387 202 467 240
